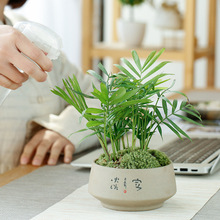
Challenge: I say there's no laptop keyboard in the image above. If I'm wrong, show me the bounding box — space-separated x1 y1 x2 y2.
159 138 220 163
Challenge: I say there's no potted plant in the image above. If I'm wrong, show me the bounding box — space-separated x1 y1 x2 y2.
117 0 147 47
51 48 200 211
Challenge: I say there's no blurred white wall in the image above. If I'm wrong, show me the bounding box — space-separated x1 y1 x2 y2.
6 0 220 91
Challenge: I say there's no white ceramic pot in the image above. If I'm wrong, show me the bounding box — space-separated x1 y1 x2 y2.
88 162 176 211
117 19 146 47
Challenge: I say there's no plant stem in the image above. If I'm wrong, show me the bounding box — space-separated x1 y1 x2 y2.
122 135 126 149
97 135 110 160
144 95 160 149
110 134 116 161
132 105 136 150
126 132 130 149
103 108 107 148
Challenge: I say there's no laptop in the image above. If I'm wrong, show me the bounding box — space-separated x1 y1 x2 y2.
71 131 220 175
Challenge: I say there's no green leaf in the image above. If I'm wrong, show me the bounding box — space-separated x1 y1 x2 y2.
142 50 156 70
163 79 176 93
172 99 178 113
110 107 133 122
68 128 89 138
132 50 142 71
188 104 201 113
86 121 104 128
142 61 170 81
85 114 104 119
100 83 108 100
171 90 189 100
80 109 87 123
121 58 140 78
110 88 139 105
92 82 97 90
186 104 201 115
164 122 182 139
114 64 136 80
142 48 165 71
86 108 105 114
121 88 139 100
174 114 202 126
66 87 94 99
167 118 191 140
155 78 171 87
87 70 105 83
51 87 67 100
180 101 187 109
119 97 152 108
181 109 202 121
109 87 126 103
91 88 107 104
157 125 163 139
77 131 101 144
63 80 85 111
98 62 109 77
51 87 81 112
162 99 168 116
142 73 170 88
66 76 89 109
155 108 163 121
162 96 172 106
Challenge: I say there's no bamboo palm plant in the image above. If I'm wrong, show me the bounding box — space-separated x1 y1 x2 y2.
51 48 201 167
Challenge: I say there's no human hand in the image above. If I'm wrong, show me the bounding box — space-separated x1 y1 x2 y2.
0 25 52 90
20 129 75 166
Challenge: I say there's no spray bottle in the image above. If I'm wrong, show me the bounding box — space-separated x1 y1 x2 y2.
0 21 62 106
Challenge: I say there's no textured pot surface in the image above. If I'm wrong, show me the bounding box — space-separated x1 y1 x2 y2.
88 162 176 211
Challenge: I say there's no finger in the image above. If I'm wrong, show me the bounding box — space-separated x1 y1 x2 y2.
48 140 64 165
0 74 22 90
0 61 29 85
10 50 48 82
14 31 53 72
32 140 52 166
64 144 75 164
20 134 42 165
